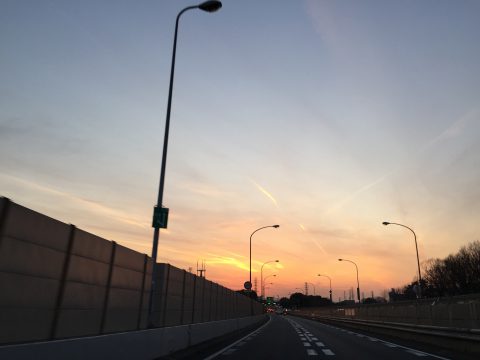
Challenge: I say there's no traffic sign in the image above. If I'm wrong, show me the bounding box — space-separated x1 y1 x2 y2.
152 206 169 229
244 281 252 290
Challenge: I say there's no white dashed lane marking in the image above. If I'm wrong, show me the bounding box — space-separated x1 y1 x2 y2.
287 318 336 357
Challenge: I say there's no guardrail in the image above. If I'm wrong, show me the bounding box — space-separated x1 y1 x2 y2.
292 312 480 355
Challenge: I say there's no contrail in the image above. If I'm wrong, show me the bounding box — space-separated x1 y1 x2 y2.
299 223 328 255
250 180 279 207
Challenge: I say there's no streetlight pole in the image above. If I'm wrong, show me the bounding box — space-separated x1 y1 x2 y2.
338 258 360 303
263 274 277 298
249 225 279 289
264 283 274 298
307 282 316 296
383 221 422 298
260 260 279 299
318 274 332 302
148 0 222 325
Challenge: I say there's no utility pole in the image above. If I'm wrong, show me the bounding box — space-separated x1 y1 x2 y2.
197 260 206 278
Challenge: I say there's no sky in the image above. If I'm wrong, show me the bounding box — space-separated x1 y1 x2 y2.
1 0 480 300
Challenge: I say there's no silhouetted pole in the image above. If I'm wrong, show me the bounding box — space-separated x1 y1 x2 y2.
148 0 222 326
260 260 279 299
263 274 277 297
383 221 422 298
249 225 279 288
307 282 316 295
338 258 360 303
318 274 332 302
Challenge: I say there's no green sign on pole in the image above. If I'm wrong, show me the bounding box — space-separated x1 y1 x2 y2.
152 206 169 229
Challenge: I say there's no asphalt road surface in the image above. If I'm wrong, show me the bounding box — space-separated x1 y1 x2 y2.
202 315 468 360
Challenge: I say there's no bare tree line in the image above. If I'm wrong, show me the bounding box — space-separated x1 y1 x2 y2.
392 240 480 300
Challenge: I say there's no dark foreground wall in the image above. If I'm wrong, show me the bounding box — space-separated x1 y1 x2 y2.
0 197 262 344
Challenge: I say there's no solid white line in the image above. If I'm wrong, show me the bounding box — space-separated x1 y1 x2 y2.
383 342 399 347
406 349 428 357
322 349 335 355
221 348 236 355
307 349 318 356
202 316 272 360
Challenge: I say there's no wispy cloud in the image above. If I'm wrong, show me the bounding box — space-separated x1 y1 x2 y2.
250 179 279 207
0 173 149 229
420 109 478 152
205 253 250 272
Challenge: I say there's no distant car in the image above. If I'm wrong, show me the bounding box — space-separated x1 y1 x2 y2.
275 307 284 315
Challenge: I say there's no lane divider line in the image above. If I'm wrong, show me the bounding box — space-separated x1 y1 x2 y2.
202 315 272 360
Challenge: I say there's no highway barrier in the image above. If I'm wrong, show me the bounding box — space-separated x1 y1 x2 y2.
293 313 480 355
293 294 480 328
0 314 267 360
0 197 263 345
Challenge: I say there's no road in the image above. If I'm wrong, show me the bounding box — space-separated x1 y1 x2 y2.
202 315 460 360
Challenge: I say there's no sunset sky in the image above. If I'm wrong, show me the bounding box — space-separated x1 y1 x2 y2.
1 0 480 300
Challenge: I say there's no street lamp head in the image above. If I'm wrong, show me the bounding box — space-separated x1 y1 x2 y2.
317 274 321 276
273 225 280 228
382 221 390 226
338 258 343 261
275 260 279 262
198 0 222 12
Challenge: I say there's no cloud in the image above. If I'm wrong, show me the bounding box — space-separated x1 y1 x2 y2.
250 179 279 207
420 109 478 152
0 173 149 229
205 253 250 272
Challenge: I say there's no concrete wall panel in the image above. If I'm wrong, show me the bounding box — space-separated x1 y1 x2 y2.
71 230 112 263
103 309 138 333
55 309 103 338
193 277 204 323
114 245 144 272
107 288 140 308
2 203 70 251
0 236 65 278
67 255 110 286
111 266 143 290
0 308 54 343
0 272 59 307
60 282 106 309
